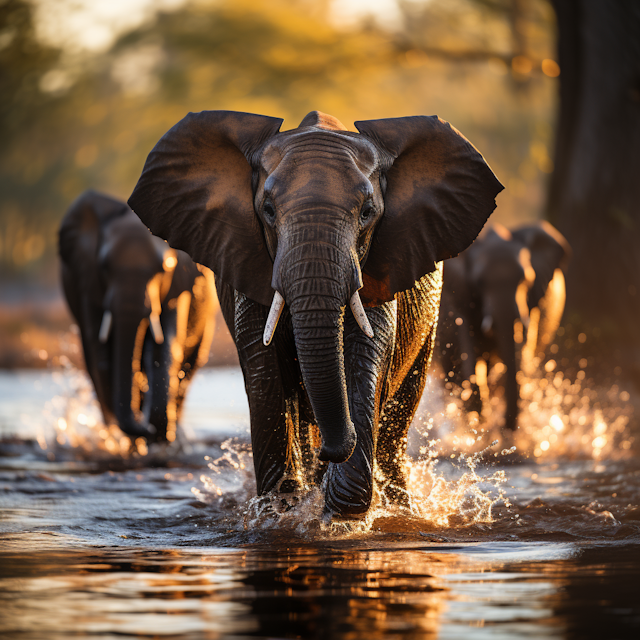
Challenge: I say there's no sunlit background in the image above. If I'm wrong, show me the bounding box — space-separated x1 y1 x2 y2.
3 7 640 637
0 0 560 365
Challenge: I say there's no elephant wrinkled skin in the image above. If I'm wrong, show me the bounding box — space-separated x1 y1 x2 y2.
436 222 571 431
128 110 502 516
59 190 216 442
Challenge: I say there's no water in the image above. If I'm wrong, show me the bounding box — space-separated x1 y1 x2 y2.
1 367 640 638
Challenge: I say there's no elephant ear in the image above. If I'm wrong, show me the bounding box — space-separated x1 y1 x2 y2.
355 116 503 304
511 221 571 309
128 110 283 307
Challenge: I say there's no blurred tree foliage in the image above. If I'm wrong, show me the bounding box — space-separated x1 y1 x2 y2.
0 0 65 276
0 0 557 283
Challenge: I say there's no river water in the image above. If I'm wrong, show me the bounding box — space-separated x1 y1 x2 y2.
1 366 640 639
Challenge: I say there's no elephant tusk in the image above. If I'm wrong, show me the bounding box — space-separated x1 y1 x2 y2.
149 313 164 344
481 315 493 335
146 273 165 344
263 291 285 346
99 310 113 343
350 291 374 338
515 280 531 331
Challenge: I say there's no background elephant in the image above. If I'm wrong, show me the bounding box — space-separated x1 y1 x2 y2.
436 221 571 431
128 109 502 516
59 190 217 443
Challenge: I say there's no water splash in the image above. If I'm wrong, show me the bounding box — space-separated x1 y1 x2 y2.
403 443 510 529
193 436 510 537
27 339 636 536
192 439 255 502
515 358 635 460
38 359 165 460
423 355 635 462
190 348 635 535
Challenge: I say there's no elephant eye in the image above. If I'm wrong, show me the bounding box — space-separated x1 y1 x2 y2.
263 201 276 226
360 202 374 224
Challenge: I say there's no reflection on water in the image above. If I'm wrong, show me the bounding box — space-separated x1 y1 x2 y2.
1 368 640 638
2 543 640 639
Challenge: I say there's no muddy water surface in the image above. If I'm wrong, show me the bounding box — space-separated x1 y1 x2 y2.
1 368 640 639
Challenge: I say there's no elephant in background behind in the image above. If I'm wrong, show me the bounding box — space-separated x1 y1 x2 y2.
127 109 502 516
59 190 217 443
436 221 571 431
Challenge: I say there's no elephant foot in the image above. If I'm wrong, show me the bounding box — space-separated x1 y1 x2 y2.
118 416 156 440
324 458 372 518
147 415 169 442
463 385 483 414
147 425 177 444
503 412 518 432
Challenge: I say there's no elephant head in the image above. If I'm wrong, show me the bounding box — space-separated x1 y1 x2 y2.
466 226 536 341
511 220 571 306
128 110 503 462
451 222 571 431
59 190 180 439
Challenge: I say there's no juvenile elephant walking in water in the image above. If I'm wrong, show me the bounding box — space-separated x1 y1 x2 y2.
59 190 217 443
129 110 502 516
436 222 570 431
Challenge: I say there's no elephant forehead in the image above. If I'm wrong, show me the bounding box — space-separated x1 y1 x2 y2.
474 252 525 286
108 244 162 273
261 129 379 176
103 225 162 271
265 159 375 202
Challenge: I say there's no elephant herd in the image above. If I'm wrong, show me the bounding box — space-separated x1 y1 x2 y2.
436 222 570 431
59 109 569 517
59 191 217 443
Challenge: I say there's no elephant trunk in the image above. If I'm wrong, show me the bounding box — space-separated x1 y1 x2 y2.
276 219 360 464
290 304 356 463
112 315 156 439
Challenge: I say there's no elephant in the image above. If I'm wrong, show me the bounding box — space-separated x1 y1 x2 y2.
127 109 502 516
59 190 217 443
436 221 571 431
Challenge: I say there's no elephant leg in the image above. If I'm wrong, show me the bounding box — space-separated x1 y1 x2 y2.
168 290 207 432
377 327 436 507
297 391 324 485
140 331 154 423
324 304 396 517
174 344 199 426
234 292 303 495
438 316 481 413
142 327 173 441
503 369 519 432
145 291 200 442
494 322 519 432
457 321 482 414
374 271 442 507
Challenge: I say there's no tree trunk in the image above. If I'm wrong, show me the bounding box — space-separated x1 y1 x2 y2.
548 1 640 382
